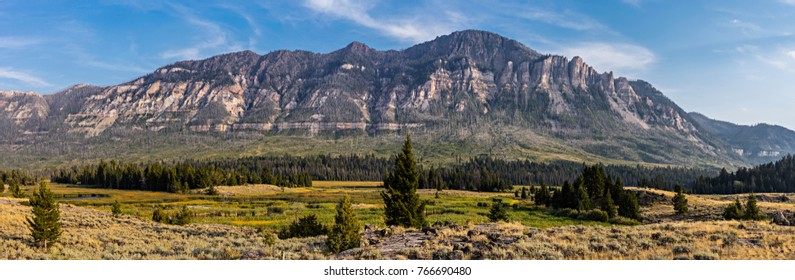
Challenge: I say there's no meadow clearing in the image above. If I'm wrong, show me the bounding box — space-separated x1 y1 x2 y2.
2 182 795 259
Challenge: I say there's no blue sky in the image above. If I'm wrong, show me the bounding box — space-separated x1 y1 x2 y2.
2 0 795 129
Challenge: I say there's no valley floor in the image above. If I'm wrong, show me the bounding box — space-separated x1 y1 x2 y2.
2 184 795 260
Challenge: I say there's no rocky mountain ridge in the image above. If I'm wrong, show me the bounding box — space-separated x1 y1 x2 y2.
0 30 767 167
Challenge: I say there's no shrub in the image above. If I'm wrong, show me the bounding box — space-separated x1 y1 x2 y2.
258 227 278 247
173 205 193 225
609 216 640 226
279 214 328 239
111 201 122 216
581 209 609 222
152 207 169 223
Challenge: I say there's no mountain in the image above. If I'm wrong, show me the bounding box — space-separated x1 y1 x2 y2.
689 112 795 164
0 30 753 168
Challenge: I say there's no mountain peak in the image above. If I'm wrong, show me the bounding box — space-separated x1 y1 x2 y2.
344 41 371 53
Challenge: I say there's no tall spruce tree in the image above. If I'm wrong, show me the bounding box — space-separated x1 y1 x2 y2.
26 181 62 250
618 191 641 220
744 194 763 220
575 182 592 212
381 134 427 228
600 190 618 218
672 184 688 215
327 195 361 254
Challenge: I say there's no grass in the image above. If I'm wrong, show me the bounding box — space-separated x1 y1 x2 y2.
3 181 597 232
4 181 795 260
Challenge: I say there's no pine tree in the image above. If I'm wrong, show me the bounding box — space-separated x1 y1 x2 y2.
672 184 688 215
618 191 641 220
575 183 592 212
381 134 427 228
488 199 509 222
10 180 24 198
521 187 527 199
723 197 744 220
0 180 5 193
600 191 618 218
26 181 62 250
327 195 361 254
744 194 763 220
111 201 122 216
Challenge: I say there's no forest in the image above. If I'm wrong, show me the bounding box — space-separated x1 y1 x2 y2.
43 154 717 193
691 154 795 194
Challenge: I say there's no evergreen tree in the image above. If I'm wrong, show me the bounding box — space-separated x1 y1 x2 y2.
744 194 763 220
520 187 527 199
10 180 24 198
600 191 618 218
381 134 427 228
111 201 122 216
575 182 592 212
723 197 744 220
0 180 5 193
488 199 509 222
326 195 361 254
26 181 62 250
618 191 641 220
534 182 551 206
672 184 688 215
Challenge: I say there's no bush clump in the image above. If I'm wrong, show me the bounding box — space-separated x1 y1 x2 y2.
278 214 328 239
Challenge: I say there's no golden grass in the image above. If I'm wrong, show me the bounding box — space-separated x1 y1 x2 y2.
312 181 383 188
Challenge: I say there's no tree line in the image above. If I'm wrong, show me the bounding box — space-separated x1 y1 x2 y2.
51 159 312 192
45 153 716 193
691 154 795 194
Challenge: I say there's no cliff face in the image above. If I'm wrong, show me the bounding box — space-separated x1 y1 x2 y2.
0 30 747 166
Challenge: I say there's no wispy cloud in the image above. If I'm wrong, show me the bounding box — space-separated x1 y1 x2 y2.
302 0 463 43
160 4 242 60
557 42 655 77
220 4 262 49
780 0 795 6
622 0 642 7
506 6 612 33
0 67 52 87
786 50 795 59
0 37 43 49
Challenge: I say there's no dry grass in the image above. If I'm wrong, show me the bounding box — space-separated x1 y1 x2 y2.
0 198 325 260
340 220 795 260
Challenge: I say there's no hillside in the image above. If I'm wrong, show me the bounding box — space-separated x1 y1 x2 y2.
0 30 757 168
690 112 795 164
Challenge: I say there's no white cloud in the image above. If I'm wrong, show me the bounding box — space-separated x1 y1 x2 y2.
160 4 242 60
780 0 795 6
0 37 42 49
556 43 655 77
0 67 52 87
302 0 461 43
786 50 795 60
622 0 642 6
512 8 609 32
